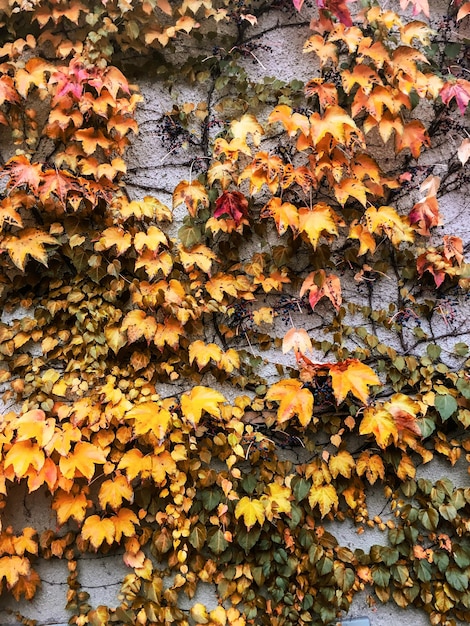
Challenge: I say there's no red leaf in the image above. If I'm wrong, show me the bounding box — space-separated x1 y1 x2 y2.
440 79 470 115
317 0 353 26
214 191 249 226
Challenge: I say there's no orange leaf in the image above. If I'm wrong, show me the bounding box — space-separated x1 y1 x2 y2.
329 359 381 404
52 488 91 524
58 442 107 480
0 555 30 587
282 328 313 356
4 440 45 478
359 406 398 448
2 228 57 271
300 270 342 312
180 386 226 426
261 198 299 235
125 401 172 440
81 515 115 550
98 475 133 511
2 155 42 193
121 309 157 344
111 508 139 542
266 379 314 427
173 180 209 217
96 226 132 255
299 203 342 247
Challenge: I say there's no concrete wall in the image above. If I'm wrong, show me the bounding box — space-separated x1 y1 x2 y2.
0 2 470 624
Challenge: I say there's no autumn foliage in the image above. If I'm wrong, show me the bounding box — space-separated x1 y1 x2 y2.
0 0 469 625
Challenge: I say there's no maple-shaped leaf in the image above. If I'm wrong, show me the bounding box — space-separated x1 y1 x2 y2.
395 120 430 157
443 235 464 266
180 386 226 426
329 359 381 404
365 205 414 246
73 128 113 155
440 79 470 115
96 227 132 255
299 203 343 248
308 483 339 517
207 160 235 189
268 105 310 137
0 555 30 588
111 508 139 542
121 309 157 344
117 449 152 481
359 406 398 448
58 442 107 480
134 225 167 253
125 401 172 440
2 155 43 193
15 58 52 98
0 75 20 106
261 483 292 520
239 152 283 194
356 451 385 484
81 515 115 550
349 221 376 255
98 475 133 511
385 393 421 438
189 340 223 369
0 196 23 230
230 114 264 155
328 450 355 478
4 440 45 478
52 488 91 525
179 244 217 274
400 0 429 16
154 318 183 350
304 79 338 108
261 198 299 235
300 270 342 311
150 449 177 483
266 379 314 427
409 195 442 236
173 180 209 217
235 496 266 529
282 328 313 357
214 191 249 226
310 105 361 147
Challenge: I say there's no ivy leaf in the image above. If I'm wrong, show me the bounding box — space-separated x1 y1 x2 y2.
266 379 314 427
58 442 107 480
235 496 266 529
98 475 133 511
435 394 458 421
308 484 338 517
52 489 91 525
180 386 226 426
2 228 57 271
440 79 470 115
360 407 398 448
214 191 249 226
329 359 381 404
125 401 172 439
81 516 115 550
282 328 313 357
0 556 30 588
298 203 342 248
300 270 342 312
173 180 209 217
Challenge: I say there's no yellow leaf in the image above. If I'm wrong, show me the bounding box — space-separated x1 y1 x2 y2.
0 555 30 587
4 440 45 477
262 483 292 521
150 450 177 483
58 442 107 480
111 508 139 542
189 340 222 370
118 449 152 480
179 244 217 273
134 225 167 253
121 309 157 344
81 515 115 550
282 328 313 356
52 489 90 525
190 603 209 624
173 180 208 217
98 475 133 511
328 450 355 478
359 406 398 448
230 114 264 155
365 205 414 246
308 484 338 517
180 386 226 426
266 379 314 427
95 227 132 255
298 203 342 248
356 451 385 484
329 359 381 404
2 228 56 271
235 496 265 529
126 401 172 440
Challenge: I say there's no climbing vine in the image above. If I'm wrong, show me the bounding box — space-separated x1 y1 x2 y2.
0 0 469 625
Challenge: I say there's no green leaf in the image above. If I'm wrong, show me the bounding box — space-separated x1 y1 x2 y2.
420 507 439 530
446 566 469 592
372 565 390 587
435 394 458 420
201 489 221 511
237 526 261 553
454 546 470 569
189 525 206 550
414 559 432 582
457 378 470 399
454 342 469 356
208 528 229 555
178 224 201 248
427 343 441 360
292 477 311 502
